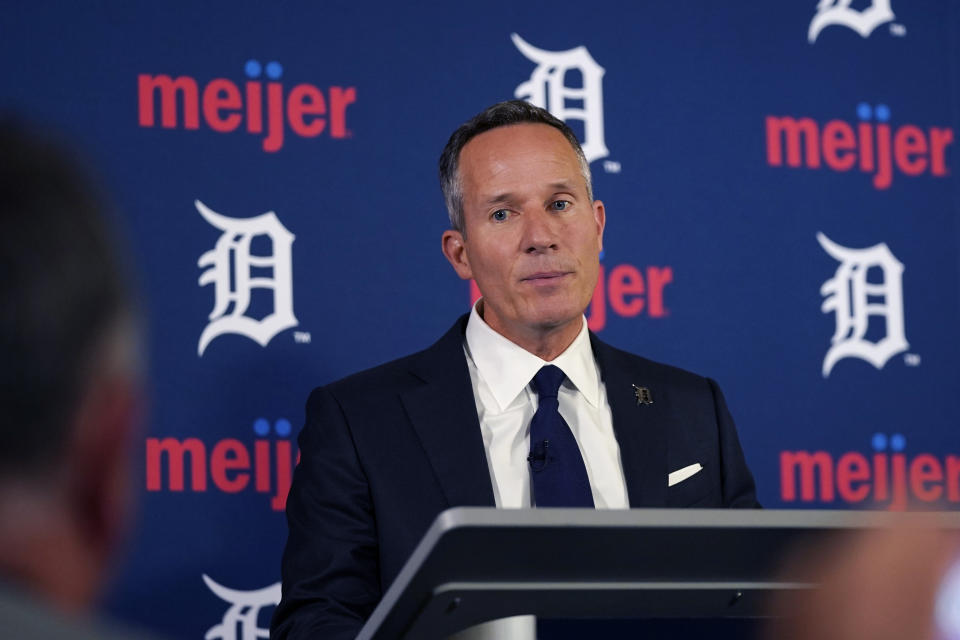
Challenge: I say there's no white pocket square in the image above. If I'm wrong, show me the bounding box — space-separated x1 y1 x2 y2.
668 463 703 487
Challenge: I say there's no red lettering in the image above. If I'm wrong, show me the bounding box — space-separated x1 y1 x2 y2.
202 79 242 133
646 267 672 317
210 439 250 493
873 453 889 502
262 82 285 152
893 125 928 175
246 81 263 134
255 440 271 492
145 435 298 510
137 74 199 129
473 262 670 330
145 437 206 491
929 127 954 176
873 123 893 189
781 451 834 501
272 440 293 511
330 87 356 138
608 265 644 316
822 120 856 171
287 84 326 137
947 456 960 502
858 122 875 173
910 454 943 502
140 69 358 151
586 264 606 331
889 453 907 511
836 452 870 502
766 116 820 168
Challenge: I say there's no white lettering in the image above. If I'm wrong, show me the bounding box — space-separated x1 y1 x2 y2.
202 574 280 640
809 0 896 44
818 231 908 377
512 33 609 163
196 200 298 356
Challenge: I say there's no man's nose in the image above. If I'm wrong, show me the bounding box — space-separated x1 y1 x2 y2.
522 208 559 253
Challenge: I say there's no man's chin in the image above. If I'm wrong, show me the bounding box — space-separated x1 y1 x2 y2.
482 294 588 337
523 308 586 333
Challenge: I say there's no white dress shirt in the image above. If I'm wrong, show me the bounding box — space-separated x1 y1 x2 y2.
463 302 630 509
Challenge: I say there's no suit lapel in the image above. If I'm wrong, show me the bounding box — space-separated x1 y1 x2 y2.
400 316 496 508
591 335 668 507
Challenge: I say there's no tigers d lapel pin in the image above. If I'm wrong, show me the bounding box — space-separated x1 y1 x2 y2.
632 384 653 406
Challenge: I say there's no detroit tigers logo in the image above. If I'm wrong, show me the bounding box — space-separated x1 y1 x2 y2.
512 33 609 163
817 232 908 377
808 0 896 43
196 199 298 356
202 574 280 640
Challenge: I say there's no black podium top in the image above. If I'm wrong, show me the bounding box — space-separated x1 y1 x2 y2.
356 508 960 640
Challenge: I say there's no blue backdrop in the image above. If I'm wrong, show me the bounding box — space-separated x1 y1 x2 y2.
2 1 958 637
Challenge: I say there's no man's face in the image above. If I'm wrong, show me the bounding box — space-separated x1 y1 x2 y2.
442 123 605 345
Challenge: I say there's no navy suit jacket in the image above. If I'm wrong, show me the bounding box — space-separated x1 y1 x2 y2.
271 315 759 639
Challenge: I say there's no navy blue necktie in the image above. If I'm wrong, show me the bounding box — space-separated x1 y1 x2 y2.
528 365 595 507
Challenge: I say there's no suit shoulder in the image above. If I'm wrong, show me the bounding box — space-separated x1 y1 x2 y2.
310 316 467 404
592 337 716 392
314 348 430 402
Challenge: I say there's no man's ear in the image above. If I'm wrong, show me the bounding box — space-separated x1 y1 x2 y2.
441 229 473 280
67 374 140 561
592 199 606 253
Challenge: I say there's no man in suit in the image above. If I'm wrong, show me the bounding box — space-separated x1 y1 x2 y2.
272 100 759 639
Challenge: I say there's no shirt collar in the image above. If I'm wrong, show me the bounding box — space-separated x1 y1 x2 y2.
464 300 601 412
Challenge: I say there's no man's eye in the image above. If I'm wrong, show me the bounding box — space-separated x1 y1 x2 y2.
551 200 571 211
492 209 509 221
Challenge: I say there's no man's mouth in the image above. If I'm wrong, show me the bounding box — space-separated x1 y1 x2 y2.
521 271 573 283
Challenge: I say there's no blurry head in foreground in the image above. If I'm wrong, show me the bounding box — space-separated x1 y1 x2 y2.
767 523 959 640
0 122 141 612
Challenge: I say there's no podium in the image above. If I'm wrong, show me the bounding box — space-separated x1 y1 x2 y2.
356 508 960 639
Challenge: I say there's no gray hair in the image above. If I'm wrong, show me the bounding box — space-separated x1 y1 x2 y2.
438 100 594 234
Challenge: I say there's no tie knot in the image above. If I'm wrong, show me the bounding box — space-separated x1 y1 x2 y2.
532 365 565 399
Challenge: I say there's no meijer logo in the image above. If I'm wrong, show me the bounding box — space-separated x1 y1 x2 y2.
197 200 298 356
818 232 908 377
765 103 953 190
781 433 960 510
469 257 673 332
808 0 896 44
138 60 356 152
146 417 296 511
512 33 608 163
